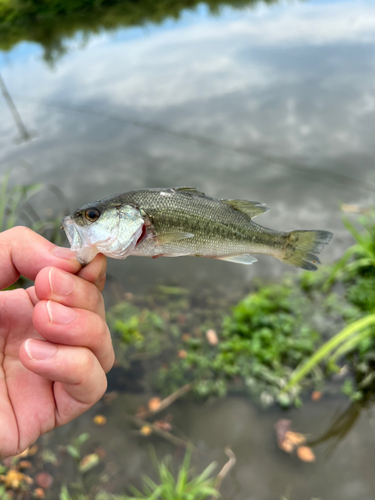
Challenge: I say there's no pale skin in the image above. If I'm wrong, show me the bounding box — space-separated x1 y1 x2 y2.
0 227 115 459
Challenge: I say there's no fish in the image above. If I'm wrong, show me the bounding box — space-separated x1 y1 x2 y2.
62 186 333 269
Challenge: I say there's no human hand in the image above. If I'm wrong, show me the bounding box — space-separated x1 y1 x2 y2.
0 227 114 459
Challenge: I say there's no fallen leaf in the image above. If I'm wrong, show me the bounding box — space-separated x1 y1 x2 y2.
205 329 219 345
19 461 32 470
140 425 152 436
103 391 118 404
148 397 161 412
181 334 191 342
35 472 53 489
93 415 107 426
33 488 45 499
79 453 100 473
95 448 106 459
311 391 322 401
177 350 188 359
275 420 307 454
297 446 316 462
3 469 26 489
24 474 34 485
28 445 39 456
279 439 294 453
274 419 291 445
154 420 172 432
284 431 306 446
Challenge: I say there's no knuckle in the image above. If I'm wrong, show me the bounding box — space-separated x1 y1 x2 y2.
98 375 108 399
98 316 109 339
106 350 115 374
5 226 33 242
89 287 104 312
13 226 32 237
79 349 96 376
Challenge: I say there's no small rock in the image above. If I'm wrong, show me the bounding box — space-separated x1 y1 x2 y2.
297 446 316 462
35 472 53 489
205 329 219 345
148 397 161 412
33 487 45 499
93 415 107 426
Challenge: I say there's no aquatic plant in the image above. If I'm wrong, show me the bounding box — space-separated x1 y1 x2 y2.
156 282 323 406
283 210 375 400
0 169 68 244
123 451 219 500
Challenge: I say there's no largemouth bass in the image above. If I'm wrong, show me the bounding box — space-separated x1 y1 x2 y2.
62 187 332 269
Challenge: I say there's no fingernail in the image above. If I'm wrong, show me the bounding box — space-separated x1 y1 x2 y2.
99 257 107 280
47 300 76 324
49 268 75 296
53 247 77 260
25 339 57 361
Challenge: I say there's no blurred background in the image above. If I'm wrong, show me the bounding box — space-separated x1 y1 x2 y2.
1 0 375 499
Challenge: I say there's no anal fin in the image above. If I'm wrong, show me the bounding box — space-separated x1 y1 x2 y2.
214 254 257 265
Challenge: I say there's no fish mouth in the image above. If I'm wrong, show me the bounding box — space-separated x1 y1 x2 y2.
61 216 86 251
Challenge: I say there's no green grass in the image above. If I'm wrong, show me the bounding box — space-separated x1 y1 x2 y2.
0 169 67 245
123 451 219 500
283 209 375 400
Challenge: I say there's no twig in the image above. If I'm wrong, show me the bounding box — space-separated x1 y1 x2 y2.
125 414 195 450
137 383 193 419
212 447 236 498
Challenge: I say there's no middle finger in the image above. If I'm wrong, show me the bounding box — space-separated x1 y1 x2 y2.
35 267 105 318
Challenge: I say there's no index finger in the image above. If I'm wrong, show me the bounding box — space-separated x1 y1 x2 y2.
0 226 81 290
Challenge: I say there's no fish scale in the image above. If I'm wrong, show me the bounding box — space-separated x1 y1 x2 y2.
115 188 275 258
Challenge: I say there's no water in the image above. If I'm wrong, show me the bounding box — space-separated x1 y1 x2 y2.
1 0 375 497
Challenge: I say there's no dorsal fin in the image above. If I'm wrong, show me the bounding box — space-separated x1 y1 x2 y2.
175 187 207 196
222 199 269 218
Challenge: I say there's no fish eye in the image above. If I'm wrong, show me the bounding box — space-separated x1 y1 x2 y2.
85 208 100 222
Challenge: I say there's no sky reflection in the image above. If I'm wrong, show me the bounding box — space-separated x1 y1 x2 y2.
0 0 375 289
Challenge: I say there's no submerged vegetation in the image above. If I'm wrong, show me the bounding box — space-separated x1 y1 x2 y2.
109 208 375 406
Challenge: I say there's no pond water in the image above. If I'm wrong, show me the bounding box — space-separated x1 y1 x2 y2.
1 0 375 498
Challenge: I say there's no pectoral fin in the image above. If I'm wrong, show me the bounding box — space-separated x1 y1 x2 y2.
214 254 258 265
222 199 269 218
153 232 194 245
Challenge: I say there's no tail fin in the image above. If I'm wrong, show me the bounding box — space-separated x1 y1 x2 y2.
280 230 333 271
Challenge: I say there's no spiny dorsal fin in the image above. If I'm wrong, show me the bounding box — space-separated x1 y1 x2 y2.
175 187 207 196
222 199 269 218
